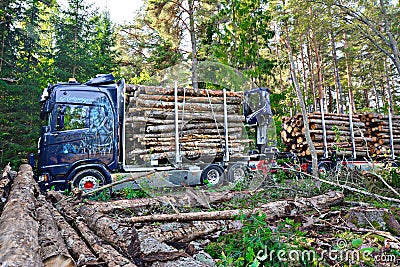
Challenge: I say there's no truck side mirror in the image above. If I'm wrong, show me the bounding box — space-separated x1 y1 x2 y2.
56 105 66 131
40 99 55 120
41 125 50 134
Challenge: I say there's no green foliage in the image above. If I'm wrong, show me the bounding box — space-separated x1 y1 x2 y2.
119 186 149 199
206 215 310 266
0 81 41 167
89 190 111 201
202 0 275 86
53 0 118 81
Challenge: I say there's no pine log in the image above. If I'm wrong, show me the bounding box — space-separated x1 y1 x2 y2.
127 127 243 138
141 110 245 122
0 164 42 267
145 122 243 133
126 84 242 98
140 139 253 147
308 119 364 128
0 163 14 203
76 204 140 260
311 112 362 120
135 132 243 141
134 93 242 105
126 115 244 124
310 123 365 131
314 150 368 156
138 221 224 243
125 191 343 223
36 195 76 267
74 219 137 267
134 99 240 113
46 197 98 266
310 130 363 136
86 190 251 214
50 192 141 263
139 147 243 160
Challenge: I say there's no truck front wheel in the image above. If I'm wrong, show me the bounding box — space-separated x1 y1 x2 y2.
71 169 105 192
201 165 224 186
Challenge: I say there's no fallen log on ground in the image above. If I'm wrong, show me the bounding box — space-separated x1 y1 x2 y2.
36 195 76 267
124 191 344 223
50 191 141 264
74 219 137 267
87 189 263 214
0 163 12 204
76 204 140 260
138 221 226 243
0 164 42 266
46 197 98 266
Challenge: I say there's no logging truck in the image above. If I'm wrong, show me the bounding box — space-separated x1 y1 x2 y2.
35 74 276 191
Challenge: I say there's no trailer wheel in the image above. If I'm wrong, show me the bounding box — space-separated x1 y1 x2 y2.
201 165 224 186
227 163 247 184
71 169 105 192
318 162 330 176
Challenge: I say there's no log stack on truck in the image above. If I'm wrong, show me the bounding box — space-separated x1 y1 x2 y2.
124 84 250 166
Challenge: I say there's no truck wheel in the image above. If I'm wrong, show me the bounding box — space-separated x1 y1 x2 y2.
71 169 105 192
318 162 330 176
201 165 224 186
227 163 247 184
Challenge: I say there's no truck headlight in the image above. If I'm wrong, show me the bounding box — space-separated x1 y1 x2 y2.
38 173 49 182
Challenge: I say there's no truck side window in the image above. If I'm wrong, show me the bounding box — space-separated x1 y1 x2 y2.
56 105 88 131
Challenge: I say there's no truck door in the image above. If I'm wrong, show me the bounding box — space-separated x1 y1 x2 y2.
44 104 91 166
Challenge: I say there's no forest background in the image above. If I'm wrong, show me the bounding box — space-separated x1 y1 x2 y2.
0 0 399 166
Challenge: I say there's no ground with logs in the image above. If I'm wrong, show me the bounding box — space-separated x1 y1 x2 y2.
0 164 400 266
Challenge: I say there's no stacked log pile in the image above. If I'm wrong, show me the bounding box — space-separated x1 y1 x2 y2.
281 112 400 158
124 85 250 165
0 164 346 267
361 113 400 158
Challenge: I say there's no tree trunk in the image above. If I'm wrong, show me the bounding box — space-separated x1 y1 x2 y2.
74 219 137 267
139 221 224 243
285 27 318 178
343 31 356 114
76 204 140 260
86 189 254 214
46 197 98 266
125 191 343 223
36 195 76 267
188 0 198 91
380 0 400 76
0 164 43 267
330 31 344 114
306 31 317 112
0 163 14 204
299 35 308 107
370 67 380 109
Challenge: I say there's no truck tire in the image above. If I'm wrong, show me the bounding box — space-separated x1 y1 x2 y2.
227 163 247 184
71 169 105 192
318 162 330 176
201 165 224 186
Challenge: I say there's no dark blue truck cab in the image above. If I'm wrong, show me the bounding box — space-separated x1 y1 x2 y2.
37 74 122 191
